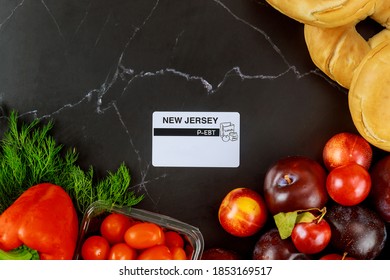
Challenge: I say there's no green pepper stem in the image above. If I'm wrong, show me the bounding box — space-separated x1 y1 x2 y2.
0 245 39 260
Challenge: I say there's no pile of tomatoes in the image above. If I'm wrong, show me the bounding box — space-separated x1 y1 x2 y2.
80 212 193 260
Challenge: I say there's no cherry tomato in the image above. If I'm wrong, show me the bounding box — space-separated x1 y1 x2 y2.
100 213 133 244
81 235 110 260
320 253 355 260
170 246 187 260
108 243 137 260
184 244 194 259
326 163 371 206
164 231 184 248
137 245 172 260
291 219 331 255
124 222 165 250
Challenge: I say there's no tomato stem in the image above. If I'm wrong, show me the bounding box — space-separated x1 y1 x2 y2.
296 207 321 214
316 207 327 224
294 207 327 223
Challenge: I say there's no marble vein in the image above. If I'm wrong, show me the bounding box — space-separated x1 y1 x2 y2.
18 0 327 134
111 101 140 162
212 1 291 67
39 92 94 120
40 0 65 42
94 10 112 48
0 0 26 33
72 0 93 40
31 0 327 132
129 168 166 208
113 101 166 207
90 0 160 113
121 0 160 56
10 0 341 205
169 30 185 66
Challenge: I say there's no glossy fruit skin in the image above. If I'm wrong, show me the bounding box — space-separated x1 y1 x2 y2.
263 156 328 215
124 222 165 250
164 231 184 249
322 132 372 171
108 243 137 260
201 248 240 260
252 228 310 260
0 183 79 260
327 204 387 260
170 246 187 260
291 219 331 254
326 163 371 206
218 187 268 237
369 155 390 222
184 244 194 259
320 253 355 260
100 213 133 244
81 235 110 260
137 245 172 260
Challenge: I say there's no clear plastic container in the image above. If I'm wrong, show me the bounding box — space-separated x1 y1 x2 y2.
74 200 204 260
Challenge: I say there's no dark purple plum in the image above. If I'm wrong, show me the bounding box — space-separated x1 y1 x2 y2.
369 155 390 222
263 156 328 215
327 204 387 259
252 228 310 260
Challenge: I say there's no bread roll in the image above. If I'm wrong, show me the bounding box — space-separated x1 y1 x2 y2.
265 0 375 28
349 41 390 151
304 24 370 88
369 29 390 48
370 0 390 28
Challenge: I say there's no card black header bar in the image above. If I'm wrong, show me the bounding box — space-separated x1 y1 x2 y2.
154 128 220 136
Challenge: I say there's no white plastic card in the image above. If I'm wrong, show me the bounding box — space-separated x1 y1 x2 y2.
152 111 240 167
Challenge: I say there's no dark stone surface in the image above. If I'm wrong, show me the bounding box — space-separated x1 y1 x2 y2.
0 0 387 259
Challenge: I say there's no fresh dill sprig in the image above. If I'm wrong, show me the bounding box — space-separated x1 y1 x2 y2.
95 164 144 207
0 111 143 215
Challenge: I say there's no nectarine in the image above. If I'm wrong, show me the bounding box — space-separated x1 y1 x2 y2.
218 187 268 237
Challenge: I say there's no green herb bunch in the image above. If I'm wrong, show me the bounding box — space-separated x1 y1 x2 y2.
0 111 143 215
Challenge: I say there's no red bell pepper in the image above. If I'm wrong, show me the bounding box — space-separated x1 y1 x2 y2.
0 183 79 260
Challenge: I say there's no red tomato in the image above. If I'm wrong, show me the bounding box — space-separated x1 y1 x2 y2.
322 132 372 171
81 235 110 260
291 219 331 255
100 213 133 244
124 222 165 250
218 188 268 237
164 231 184 248
184 244 194 259
326 163 371 206
320 253 355 260
108 243 137 260
170 246 187 260
137 245 172 260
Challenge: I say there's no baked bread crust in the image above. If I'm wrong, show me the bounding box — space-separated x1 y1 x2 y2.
265 0 376 28
303 1 390 89
265 0 390 152
349 41 390 151
304 24 370 88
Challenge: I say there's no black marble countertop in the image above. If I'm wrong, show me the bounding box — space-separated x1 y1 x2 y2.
0 0 388 259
